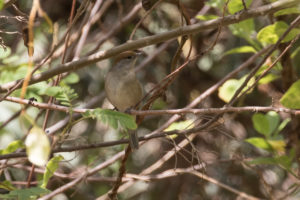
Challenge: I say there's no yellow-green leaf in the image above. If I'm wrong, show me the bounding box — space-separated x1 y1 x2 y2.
0 140 24 155
41 155 64 188
25 127 51 167
257 21 300 45
224 46 257 56
274 7 300 17
227 0 252 14
268 140 286 153
245 137 272 151
218 75 255 103
165 120 194 139
280 80 300 109
196 14 219 21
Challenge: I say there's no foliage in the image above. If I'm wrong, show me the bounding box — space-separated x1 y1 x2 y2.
0 0 300 199
245 111 289 153
25 126 51 167
257 21 300 45
0 140 24 155
41 155 64 188
82 108 137 131
0 187 49 200
280 80 300 109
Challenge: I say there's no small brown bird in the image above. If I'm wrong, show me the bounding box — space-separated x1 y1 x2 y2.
105 50 143 149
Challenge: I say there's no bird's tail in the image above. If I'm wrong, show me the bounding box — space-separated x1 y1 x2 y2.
129 130 139 150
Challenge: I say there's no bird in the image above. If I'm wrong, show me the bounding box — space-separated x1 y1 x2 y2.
105 50 144 149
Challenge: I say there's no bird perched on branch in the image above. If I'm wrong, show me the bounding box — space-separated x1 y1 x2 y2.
105 50 144 149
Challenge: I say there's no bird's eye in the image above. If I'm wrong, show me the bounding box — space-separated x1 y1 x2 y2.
126 56 133 59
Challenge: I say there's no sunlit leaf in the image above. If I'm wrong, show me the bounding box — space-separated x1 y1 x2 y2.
41 155 64 188
228 0 252 14
268 139 286 153
25 127 51 167
274 7 300 17
280 80 300 109
245 137 272 151
277 118 291 133
0 140 24 155
0 0 3 11
196 14 219 21
218 75 255 103
165 120 195 139
224 46 257 56
258 74 279 84
291 46 300 58
257 21 300 45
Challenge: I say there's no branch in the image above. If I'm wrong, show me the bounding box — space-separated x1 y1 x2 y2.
37 151 125 200
5 96 300 115
0 0 297 93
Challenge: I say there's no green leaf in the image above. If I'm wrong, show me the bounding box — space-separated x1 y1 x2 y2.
43 86 78 107
57 87 78 107
229 19 258 49
258 74 279 84
245 137 273 151
0 181 16 191
218 79 240 103
0 0 3 11
25 127 51 167
41 155 64 188
0 187 49 200
247 153 294 169
266 111 280 135
252 113 270 136
83 108 137 130
218 75 255 103
224 46 257 55
196 14 219 21
0 140 24 155
280 80 300 109
278 118 291 133
257 21 300 45
44 86 62 97
252 111 279 137
268 139 286 153
63 72 80 84
152 98 167 110
274 7 300 17
165 120 194 132
291 46 300 58
247 157 278 165
229 19 254 38
165 120 195 139
228 0 252 14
